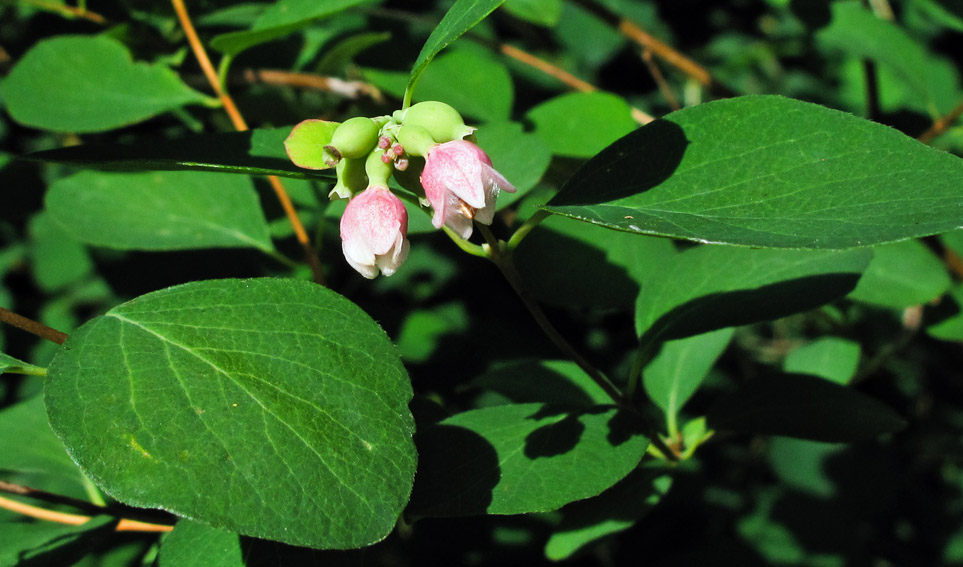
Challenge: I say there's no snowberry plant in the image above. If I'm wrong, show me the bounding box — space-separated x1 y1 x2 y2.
3 0 963 565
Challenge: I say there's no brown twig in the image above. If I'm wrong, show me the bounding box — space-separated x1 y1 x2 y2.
919 99 963 144
571 0 734 97
171 0 325 284
16 0 108 24
241 69 384 102
0 306 67 345
0 481 175 533
498 43 654 124
641 48 680 111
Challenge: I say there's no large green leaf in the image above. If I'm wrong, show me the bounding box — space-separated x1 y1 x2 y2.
706 373 906 442
22 128 326 180
0 516 115 566
46 171 275 252
783 337 861 385
1 36 208 133
0 395 85 484
210 0 368 56
160 521 243 567
526 92 637 158
635 245 872 346
407 403 648 517
409 48 514 122
546 95 963 249
44 279 416 549
406 0 507 103
544 467 672 561
847 239 951 308
470 360 613 407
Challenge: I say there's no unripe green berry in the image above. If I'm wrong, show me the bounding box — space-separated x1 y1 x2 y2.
397 124 437 157
400 101 474 144
323 117 380 165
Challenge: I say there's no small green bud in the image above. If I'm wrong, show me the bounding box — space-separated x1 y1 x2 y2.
397 124 437 157
365 149 395 187
329 156 368 200
399 101 474 144
323 117 380 165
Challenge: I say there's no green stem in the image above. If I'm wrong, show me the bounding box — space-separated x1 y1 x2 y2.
505 209 550 251
477 225 624 406
217 54 234 93
442 226 487 257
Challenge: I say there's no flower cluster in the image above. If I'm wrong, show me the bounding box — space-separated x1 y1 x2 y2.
285 101 515 278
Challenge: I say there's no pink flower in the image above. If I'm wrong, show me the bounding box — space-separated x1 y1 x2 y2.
420 140 516 239
340 186 410 278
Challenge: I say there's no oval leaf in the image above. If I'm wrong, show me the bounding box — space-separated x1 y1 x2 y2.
706 373 906 442
44 278 417 549
546 95 963 249
45 171 275 252
284 120 340 170
407 403 648 517
635 245 872 345
2 36 208 133
406 0 507 103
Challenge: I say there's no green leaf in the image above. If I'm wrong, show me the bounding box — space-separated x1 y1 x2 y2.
544 467 672 561
0 395 85 484
0 353 45 376
526 92 637 158
407 403 648 517
210 0 368 56
643 328 734 426
783 337 861 385
45 278 416 549
470 360 614 407
767 437 844 498
546 95 963 249
410 48 514 122
503 0 563 26
406 0 507 104
635 245 872 346
284 120 340 170
0 516 115 566
706 373 906 442
817 2 941 113
1 36 208 133
160 521 243 567
28 212 93 292
847 239 951 308
46 171 275 252
22 128 327 180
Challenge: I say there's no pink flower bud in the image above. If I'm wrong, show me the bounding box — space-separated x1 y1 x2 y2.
340 186 410 278
420 140 516 239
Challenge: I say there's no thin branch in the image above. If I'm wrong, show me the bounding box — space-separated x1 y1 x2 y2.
498 43 654 125
641 48 680 111
0 481 176 533
15 0 108 24
477 226 624 406
241 69 384 103
170 0 325 284
0 306 67 345
572 0 734 97
919 99 963 144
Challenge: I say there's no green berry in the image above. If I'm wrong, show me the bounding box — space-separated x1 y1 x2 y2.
400 101 474 144
323 117 380 164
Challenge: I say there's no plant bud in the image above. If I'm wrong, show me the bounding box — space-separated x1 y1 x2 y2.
329 156 368 200
323 116 380 165
399 101 475 144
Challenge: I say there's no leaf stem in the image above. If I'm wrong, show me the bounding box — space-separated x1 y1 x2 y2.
476 225 625 406
17 0 107 24
919 98 963 144
505 209 550 251
170 0 325 284
0 307 67 345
